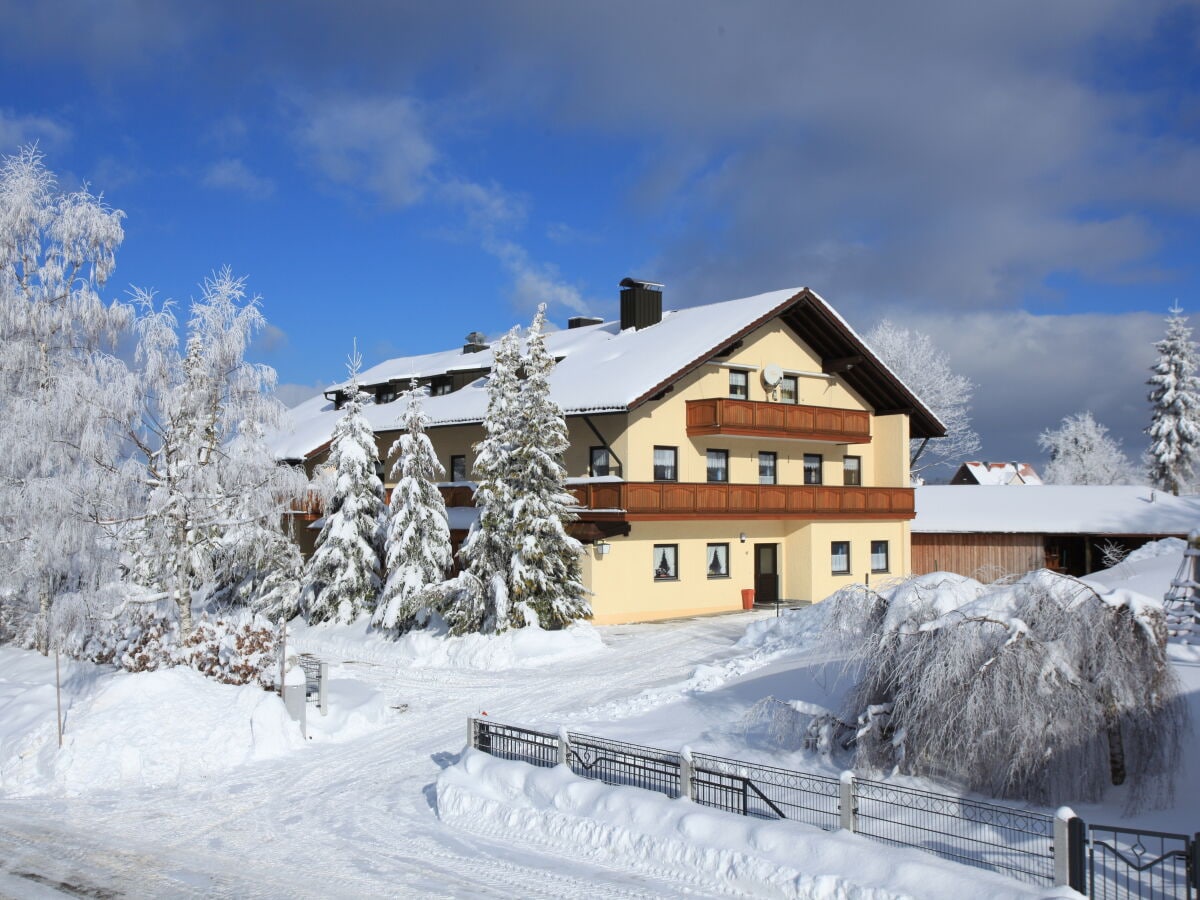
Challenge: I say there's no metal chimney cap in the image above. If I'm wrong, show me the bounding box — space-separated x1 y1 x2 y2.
620 277 664 289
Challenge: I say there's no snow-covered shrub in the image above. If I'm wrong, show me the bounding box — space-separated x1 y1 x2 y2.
825 570 1187 808
177 614 279 688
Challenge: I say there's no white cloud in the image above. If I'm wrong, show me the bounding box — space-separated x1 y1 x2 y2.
202 158 275 198
296 95 436 208
882 309 1166 474
275 382 325 408
0 109 70 153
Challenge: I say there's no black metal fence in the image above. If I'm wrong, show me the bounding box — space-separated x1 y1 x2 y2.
853 776 1055 886
1086 825 1197 900
467 717 1055 887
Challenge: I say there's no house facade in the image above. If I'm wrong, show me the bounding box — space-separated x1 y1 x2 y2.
949 461 1043 486
276 281 944 624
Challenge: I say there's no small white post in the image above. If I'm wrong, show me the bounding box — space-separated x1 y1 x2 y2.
467 716 475 749
558 727 571 767
679 745 694 801
1054 806 1077 887
55 649 63 749
839 770 856 832
318 662 329 716
278 616 287 698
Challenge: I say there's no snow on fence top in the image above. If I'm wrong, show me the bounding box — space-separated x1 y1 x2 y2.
915 484 1200 535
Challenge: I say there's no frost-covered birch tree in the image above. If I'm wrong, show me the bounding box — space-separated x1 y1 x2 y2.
374 384 454 632
508 305 588 628
865 320 980 479
300 348 386 625
0 146 138 650
825 571 1185 808
1147 304 1200 495
454 328 522 634
1038 411 1138 485
126 270 305 633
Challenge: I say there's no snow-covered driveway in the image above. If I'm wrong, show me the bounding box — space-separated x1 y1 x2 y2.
0 612 774 899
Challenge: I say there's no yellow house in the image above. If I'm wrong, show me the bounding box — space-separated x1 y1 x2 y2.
276 280 944 624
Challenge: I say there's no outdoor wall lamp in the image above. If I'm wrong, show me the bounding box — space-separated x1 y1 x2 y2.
595 541 611 557
739 533 747 543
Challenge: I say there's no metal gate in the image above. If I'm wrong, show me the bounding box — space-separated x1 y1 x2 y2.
1086 824 1197 899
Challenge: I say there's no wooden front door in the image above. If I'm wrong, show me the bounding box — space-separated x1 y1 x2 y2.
754 543 780 605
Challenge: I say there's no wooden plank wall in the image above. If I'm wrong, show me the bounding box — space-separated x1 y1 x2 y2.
912 533 1045 581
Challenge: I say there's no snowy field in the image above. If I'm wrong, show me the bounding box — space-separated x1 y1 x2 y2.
0 548 1196 898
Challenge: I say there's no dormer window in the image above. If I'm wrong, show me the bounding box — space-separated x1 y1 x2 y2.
376 385 397 404
430 377 452 396
729 370 749 400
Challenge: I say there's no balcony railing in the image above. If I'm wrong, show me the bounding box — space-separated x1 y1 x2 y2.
566 481 914 520
686 398 870 444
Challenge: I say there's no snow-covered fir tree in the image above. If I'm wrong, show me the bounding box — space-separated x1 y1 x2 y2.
0 146 138 651
127 270 305 633
374 384 454 632
454 328 523 634
1038 411 1138 485
865 320 980 480
1147 304 1200 495
507 305 589 628
300 348 387 624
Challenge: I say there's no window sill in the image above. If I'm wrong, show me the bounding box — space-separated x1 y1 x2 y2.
707 574 730 580
654 576 679 582
832 570 850 577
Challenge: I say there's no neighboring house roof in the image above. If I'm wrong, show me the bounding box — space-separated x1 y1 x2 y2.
272 286 946 461
914 485 1200 535
951 461 1043 486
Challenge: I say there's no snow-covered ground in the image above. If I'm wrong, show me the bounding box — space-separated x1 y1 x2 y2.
0 546 1195 898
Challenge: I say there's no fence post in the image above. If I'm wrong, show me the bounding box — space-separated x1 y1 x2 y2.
318 662 328 716
558 727 570 767
839 770 856 832
1053 807 1075 886
680 745 694 801
467 716 475 750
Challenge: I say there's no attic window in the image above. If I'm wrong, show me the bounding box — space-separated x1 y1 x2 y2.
729 370 749 400
430 377 452 396
376 385 397 404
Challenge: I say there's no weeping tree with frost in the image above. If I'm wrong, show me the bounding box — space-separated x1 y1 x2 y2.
824 570 1186 808
300 347 387 624
374 383 454 632
0 146 137 651
1147 303 1200 495
125 270 305 634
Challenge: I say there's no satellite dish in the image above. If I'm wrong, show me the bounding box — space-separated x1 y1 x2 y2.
762 364 784 388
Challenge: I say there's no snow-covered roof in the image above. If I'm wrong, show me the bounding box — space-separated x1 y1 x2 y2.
954 461 1043 486
914 485 1200 535
272 286 945 461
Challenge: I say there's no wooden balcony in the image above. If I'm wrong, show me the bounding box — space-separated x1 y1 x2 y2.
686 398 870 444
567 481 914 521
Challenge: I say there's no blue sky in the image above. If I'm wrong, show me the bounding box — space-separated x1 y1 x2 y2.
2 1 1199 472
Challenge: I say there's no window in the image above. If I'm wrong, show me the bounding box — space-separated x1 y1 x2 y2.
729 370 749 400
430 378 452 396
871 540 890 573
758 451 777 485
653 446 678 481
779 375 798 404
590 446 613 477
831 541 851 575
706 449 729 483
843 456 862 486
376 385 397 404
450 455 466 482
653 544 678 580
374 461 387 482
804 453 823 485
706 543 729 578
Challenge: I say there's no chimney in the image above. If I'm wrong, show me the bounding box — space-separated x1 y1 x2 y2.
567 315 604 329
620 278 663 330
463 331 489 353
